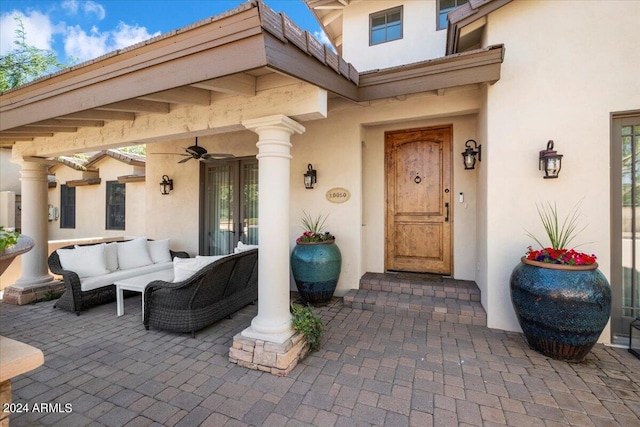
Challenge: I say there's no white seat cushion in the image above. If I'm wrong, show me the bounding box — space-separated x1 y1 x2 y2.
80 261 173 292
58 244 109 278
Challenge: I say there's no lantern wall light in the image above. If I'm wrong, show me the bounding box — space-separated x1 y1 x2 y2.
539 140 563 179
160 175 173 195
461 139 481 170
304 164 317 189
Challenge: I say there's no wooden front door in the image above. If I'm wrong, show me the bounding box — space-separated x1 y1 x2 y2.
385 126 452 274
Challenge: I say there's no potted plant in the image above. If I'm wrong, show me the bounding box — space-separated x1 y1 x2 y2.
510 201 611 362
290 212 341 305
0 227 34 276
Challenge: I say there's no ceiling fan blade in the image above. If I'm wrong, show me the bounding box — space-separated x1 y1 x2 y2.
178 157 193 163
153 152 190 156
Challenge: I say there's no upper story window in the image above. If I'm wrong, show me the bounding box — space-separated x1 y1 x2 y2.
370 6 403 45
60 184 76 229
438 0 469 30
106 181 125 230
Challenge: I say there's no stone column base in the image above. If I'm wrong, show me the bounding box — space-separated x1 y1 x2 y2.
229 331 309 376
2 281 64 305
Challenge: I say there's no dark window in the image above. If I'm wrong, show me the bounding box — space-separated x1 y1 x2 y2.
370 6 403 45
60 185 76 229
438 0 468 30
106 181 125 230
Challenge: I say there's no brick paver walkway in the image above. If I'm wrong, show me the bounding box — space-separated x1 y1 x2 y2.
1 296 638 426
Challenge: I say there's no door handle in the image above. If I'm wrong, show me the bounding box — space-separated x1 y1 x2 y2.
444 202 449 222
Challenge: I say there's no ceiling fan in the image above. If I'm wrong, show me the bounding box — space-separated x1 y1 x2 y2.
155 138 234 163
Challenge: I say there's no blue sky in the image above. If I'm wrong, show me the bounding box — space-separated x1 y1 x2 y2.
0 0 324 63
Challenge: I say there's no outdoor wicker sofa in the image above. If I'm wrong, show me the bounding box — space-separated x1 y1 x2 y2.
143 248 258 336
48 238 189 315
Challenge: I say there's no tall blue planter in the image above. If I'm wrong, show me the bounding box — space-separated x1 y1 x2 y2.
291 240 341 305
510 257 611 362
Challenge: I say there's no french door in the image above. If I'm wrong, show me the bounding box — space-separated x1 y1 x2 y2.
201 158 258 255
612 114 640 343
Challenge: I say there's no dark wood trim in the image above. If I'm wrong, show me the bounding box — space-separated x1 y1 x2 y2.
359 45 504 101
66 178 101 187
117 175 145 183
446 0 512 55
263 33 359 101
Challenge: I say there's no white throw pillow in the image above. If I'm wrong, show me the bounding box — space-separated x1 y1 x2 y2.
58 244 109 278
173 257 218 282
117 237 153 270
195 255 227 264
234 241 259 253
148 239 172 264
104 242 119 271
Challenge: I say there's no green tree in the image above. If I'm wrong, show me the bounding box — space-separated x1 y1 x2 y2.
0 17 67 91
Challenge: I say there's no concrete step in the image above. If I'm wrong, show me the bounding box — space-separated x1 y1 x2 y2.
344 272 487 326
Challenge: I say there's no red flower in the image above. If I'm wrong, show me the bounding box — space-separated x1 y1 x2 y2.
525 247 596 265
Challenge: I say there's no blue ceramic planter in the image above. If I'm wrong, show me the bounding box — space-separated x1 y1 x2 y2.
291 241 341 305
510 257 611 362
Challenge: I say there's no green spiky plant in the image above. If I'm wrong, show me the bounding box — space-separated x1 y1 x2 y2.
296 211 335 243
526 201 587 250
291 303 324 351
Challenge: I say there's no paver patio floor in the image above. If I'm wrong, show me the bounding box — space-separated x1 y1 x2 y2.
1 296 639 426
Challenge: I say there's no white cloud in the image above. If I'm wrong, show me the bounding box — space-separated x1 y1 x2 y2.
63 25 108 61
0 10 57 55
61 0 79 15
111 22 160 49
62 0 105 20
63 22 160 61
313 29 336 53
83 1 106 20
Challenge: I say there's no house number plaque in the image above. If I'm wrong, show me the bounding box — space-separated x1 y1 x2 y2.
326 187 350 203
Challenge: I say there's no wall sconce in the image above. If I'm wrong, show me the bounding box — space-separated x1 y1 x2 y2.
160 175 173 195
539 140 563 179
304 164 317 189
461 140 481 170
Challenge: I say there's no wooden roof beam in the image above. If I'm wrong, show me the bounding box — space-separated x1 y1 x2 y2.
27 119 105 128
0 132 54 137
96 99 170 114
322 10 342 26
59 111 135 121
192 74 256 97
137 87 211 106
10 126 78 133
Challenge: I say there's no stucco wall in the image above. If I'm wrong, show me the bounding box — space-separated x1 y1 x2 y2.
481 0 640 335
342 0 446 72
145 134 259 254
47 157 145 240
0 150 21 193
144 87 483 297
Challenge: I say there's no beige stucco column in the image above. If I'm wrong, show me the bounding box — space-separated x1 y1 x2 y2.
241 114 305 343
12 160 54 287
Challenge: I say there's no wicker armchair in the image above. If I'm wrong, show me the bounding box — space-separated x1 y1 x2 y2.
143 249 258 336
48 241 188 315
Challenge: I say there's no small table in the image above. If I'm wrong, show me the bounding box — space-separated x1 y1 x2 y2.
114 269 174 317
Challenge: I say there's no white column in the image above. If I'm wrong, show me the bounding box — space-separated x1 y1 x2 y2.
13 160 54 287
241 114 305 343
